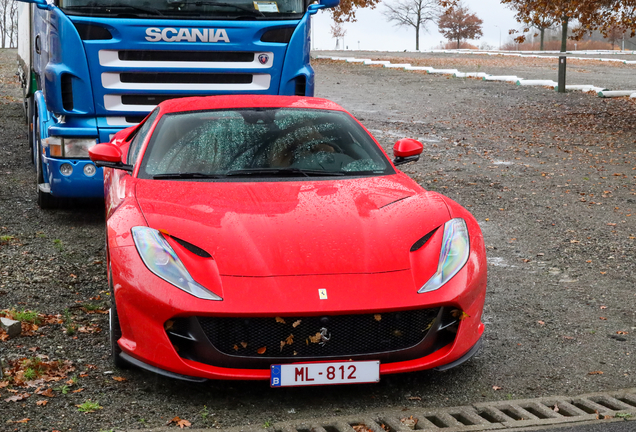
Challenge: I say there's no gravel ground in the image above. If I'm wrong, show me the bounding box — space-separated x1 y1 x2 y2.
0 48 635 431
316 50 636 91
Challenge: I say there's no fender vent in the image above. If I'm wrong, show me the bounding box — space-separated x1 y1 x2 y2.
261 27 295 43
74 23 112 40
61 74 74 111
294 75 307 96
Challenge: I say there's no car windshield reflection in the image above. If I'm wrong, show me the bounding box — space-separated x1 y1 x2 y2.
139 108 393 180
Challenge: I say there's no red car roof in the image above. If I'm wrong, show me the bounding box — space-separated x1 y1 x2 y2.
157 95 347 113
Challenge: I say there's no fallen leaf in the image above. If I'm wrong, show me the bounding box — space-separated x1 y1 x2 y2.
588 371 604 375
177 419 191 428
292 320 302 328
11 418 30 424
240 342 247 348
5 393 30 402
600 317 607 320
492 386 503 391
233 344 239 351
374 314 382 322
112 376 127 382
408 396 421 400
72 388 84 393
36 400 48 406
37 388 55 397
275 317 286 324
600 305 607 309
537 320 545 325
257 346 267 355
617 331 628 335
307 332 322 344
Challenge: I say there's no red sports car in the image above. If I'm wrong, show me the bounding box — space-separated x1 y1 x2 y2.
90 95 486 385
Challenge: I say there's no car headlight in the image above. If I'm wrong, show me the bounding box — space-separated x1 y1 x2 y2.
418 218 470 293
131 227 222 301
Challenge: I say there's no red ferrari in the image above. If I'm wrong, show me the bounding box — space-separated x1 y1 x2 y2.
90 95 486 385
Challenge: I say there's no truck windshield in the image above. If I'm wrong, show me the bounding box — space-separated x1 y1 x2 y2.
59 0 306 19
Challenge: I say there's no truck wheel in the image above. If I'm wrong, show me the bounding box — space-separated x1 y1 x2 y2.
34 111 58 210
109 265 129 369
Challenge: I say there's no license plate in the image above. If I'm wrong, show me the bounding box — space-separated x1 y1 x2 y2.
270 361 380 387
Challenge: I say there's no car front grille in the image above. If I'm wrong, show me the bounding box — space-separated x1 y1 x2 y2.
197 309 440 358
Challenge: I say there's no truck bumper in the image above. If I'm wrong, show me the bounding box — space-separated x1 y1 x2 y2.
44 156 104 198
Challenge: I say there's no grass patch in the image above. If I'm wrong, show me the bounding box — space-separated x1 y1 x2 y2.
77 400 102 413
12 309 40 324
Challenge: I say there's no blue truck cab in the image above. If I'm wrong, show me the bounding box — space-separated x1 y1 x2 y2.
17 0 338 208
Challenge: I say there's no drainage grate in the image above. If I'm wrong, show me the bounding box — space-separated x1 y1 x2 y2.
127 389 636 432
202 389 636 432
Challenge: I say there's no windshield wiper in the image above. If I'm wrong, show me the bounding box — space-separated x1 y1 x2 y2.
65 3 163 15
225 168 345 177
191 1 265 17
153 172 225 179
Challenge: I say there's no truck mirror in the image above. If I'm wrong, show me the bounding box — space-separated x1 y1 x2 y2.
307 0 339 13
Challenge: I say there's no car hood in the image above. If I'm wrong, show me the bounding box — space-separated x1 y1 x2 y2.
135 175 450 277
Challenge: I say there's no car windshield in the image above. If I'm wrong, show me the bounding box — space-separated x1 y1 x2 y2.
58 0 305 19
138 108 394 179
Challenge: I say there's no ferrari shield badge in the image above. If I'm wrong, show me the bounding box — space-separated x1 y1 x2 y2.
318 289 328 300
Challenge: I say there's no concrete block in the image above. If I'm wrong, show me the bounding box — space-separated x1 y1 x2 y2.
0 317 21 338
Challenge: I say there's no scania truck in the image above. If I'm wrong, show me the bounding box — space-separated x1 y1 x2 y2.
17 0 337 208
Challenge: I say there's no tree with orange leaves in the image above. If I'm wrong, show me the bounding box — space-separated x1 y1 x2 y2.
437 2 483 49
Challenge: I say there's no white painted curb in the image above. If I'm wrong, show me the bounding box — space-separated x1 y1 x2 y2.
319 55 626 97
516 79 558 87
484 75 520 82
598 90 636 98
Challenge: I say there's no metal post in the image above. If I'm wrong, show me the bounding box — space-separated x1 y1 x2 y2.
558 56 567 93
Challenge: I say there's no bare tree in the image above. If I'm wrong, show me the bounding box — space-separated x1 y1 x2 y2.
330 22 346 50
438 1 483 49
7 0 17 48
383 0 440 51
606 24 624 49
0 0 9 48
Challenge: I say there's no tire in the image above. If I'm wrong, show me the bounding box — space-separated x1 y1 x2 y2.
109 265 129 369
34 108 58 210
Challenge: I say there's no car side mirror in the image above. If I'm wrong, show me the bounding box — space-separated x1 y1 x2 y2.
89 143 133 172
307 0 339 14
393 139 423 166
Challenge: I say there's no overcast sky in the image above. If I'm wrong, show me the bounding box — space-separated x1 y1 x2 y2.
311 0 520 51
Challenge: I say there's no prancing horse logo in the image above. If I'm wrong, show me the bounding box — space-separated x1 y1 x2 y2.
319 327 331 346
258 54 269 65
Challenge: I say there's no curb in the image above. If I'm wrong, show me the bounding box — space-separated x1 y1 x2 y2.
314 55 631 97
128 388 636 432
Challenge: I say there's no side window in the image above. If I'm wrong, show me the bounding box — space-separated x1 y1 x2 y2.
127 109 160 165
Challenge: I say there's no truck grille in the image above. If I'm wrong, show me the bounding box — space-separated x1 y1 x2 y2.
120 72 252 84
118 50 254 62
99 49 273 112
198 309 440 358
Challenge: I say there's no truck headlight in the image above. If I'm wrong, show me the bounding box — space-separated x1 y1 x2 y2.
131 227 222 301
64 138 98 158
418 218 470 293
44 137 98 158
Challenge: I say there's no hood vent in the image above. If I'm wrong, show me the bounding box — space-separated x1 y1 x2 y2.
410 227 438 252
